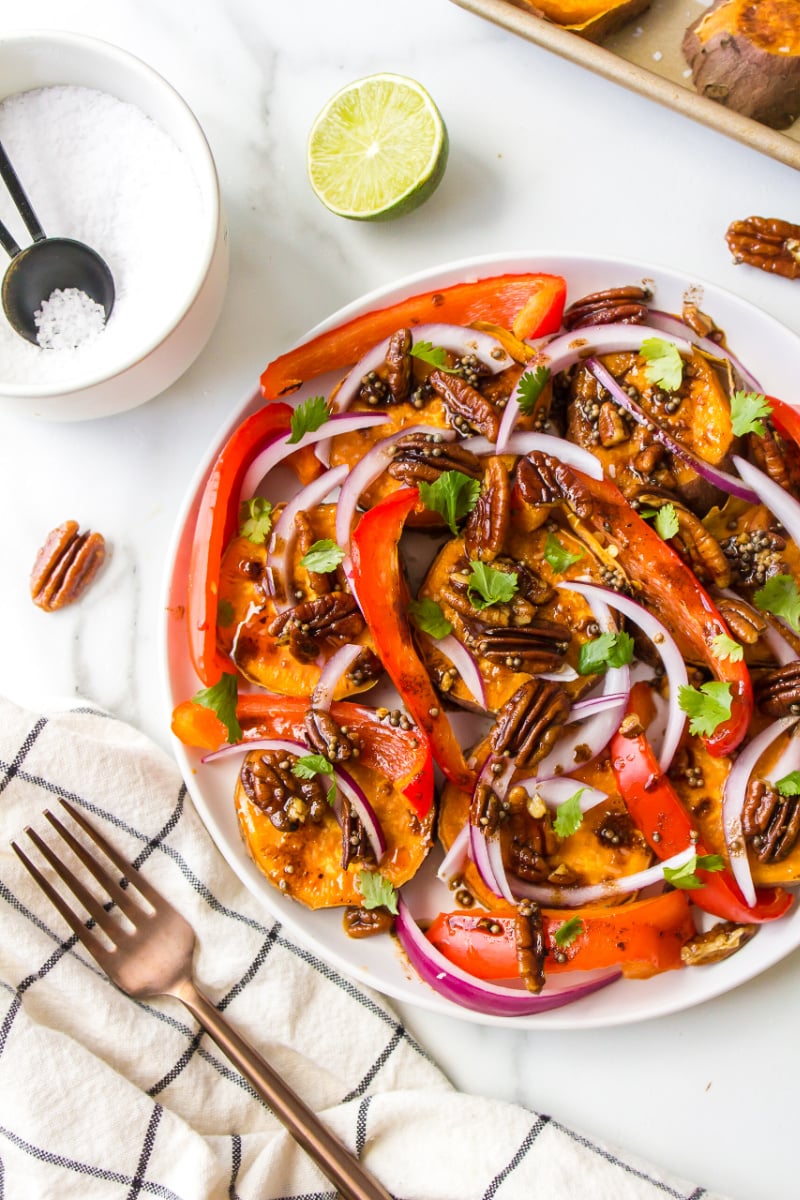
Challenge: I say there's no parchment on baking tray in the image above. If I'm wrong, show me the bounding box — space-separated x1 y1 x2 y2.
450 0 800 172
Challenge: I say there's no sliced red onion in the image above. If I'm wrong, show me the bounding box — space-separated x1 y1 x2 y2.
722 715 799 908
335 425 454 570
496 324 693 452
733 454 800 553
536 590 630 778
311 642 364 711
468 823 508 900
514 776 609 814
511 844 697 907
203 736 386 862
267 464 349 613
437 822 470 883
569 692 631 720
330 323 514 418
648 310 763 394
560 580 687 772
238 411 389 505
585 357 759 503
539 663 580 683
396 898 621 1017
462 431 603 479
422 631 486 708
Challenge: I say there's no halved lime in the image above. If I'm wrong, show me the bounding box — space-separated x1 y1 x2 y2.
307 73 449 221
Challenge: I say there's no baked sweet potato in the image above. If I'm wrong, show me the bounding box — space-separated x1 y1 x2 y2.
511 0 651 42
682 0 800 130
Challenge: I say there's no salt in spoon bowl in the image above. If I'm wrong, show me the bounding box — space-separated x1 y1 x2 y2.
0 138 114 345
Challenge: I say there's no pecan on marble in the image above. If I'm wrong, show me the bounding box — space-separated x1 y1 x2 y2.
385 327 413 403
474 621 569 673
754 661 800 717
515 899 546 993
726 216 800 280
742 775 800 863
304 707 358 762
428 368 500 440
464 455 510 563
30 520 106 612
386 433 482 486
515 451 593 520
269 591 365 663
680 922 758 967
490 678 571 768
240 748 328 831
562 285 651 331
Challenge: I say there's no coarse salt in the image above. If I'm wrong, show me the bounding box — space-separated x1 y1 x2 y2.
0 85 205 385
35 288 106 350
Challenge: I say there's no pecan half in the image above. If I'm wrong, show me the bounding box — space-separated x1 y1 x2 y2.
680 921 758 967
464 455 510 563
515 899 546 993
385 327 413 402
756 661 800 721
474 622 569 672
726 216 800 280
470 777 504 835
742 776 800 862
713 595 766 645
386 433 482 486
343 905 394 938
490 678 571 767
516 451 593 519
294 510 335 595
341 797 375 870
30 520 106 612
304 707 358 762
562 285 651 331
635 491 730 587
428 368 500 440
240 748 328 831
268 592 365 663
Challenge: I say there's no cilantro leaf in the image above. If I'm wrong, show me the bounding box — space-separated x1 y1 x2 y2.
238 496 274 544
192 673 242 744
641 337 683 392
544 532 583 574
288 395 329 444
777 771 800 797
577 631 635 676
730 390 772 438
466 560 519 610
291 753 334 780
553 916 584 949
710 632 744 662
408 597 453 639
553 788 585 839
654 502 679 541
357 870 398 914
677 681 733 737
300 538 345 574
516 365 551 415
663 852 725 890
754 574 800 632
410 340 452 371
326 782 337 806
418 470 481 536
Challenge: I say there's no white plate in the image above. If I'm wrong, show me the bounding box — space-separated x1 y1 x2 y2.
162 250 800 1029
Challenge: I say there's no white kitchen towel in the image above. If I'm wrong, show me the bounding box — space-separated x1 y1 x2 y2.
0 696 727 1200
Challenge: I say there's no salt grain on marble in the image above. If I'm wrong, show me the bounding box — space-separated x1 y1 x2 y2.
0 85 205 384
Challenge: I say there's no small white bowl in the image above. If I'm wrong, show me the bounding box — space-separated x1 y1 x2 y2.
0 31 229 421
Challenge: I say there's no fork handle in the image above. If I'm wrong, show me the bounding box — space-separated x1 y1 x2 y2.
173 979 394 1200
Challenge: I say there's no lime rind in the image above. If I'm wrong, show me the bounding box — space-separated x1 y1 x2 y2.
307 73 449 221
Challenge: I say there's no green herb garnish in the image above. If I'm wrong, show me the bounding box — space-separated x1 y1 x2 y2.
466 560 519 611
553 916 584 949
238 496 274 544
292 753 334 780
408 597 453 639
553 788 585 839
544 532 583 574
288 395 330 444
730 390 772 438
300 538 345 574
418 470 481 536
577 631 635 676
677 681 733 737
654 503 679 541
777 771 800 797
663 853 725 890
641 337 683 392
516 366 551 415
357 870 399 914
754 574 800 632
191 673 242 744
710 632 744 662
410 340 457 372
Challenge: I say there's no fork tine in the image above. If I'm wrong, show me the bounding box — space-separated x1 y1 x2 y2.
11 838 112 964
22 823 123 942
44 807 143 923
58 799 165 911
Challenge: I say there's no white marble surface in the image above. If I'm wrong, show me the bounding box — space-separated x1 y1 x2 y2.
1 2 798 1197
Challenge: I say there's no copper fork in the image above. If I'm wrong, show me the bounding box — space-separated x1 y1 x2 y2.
12 798 393 1200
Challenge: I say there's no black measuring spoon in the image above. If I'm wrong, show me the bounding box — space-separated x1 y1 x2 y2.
0 138 114 344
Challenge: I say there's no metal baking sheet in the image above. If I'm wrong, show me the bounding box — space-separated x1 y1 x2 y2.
450 0 800 172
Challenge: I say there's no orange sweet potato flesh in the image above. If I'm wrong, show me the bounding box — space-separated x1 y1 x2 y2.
512 0 651 42
683 0 800 130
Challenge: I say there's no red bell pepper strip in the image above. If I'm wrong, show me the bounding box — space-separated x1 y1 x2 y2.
350 486 476 793
260 273 567 401
187 402 293 686
567 465 754 757
610 696 792 925
237 693 434 818
768 395 800 446
426 890 696 981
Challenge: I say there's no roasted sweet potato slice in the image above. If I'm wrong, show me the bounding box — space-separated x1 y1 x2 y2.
235 751 434 909
683 0 800 130
512 0 651 42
